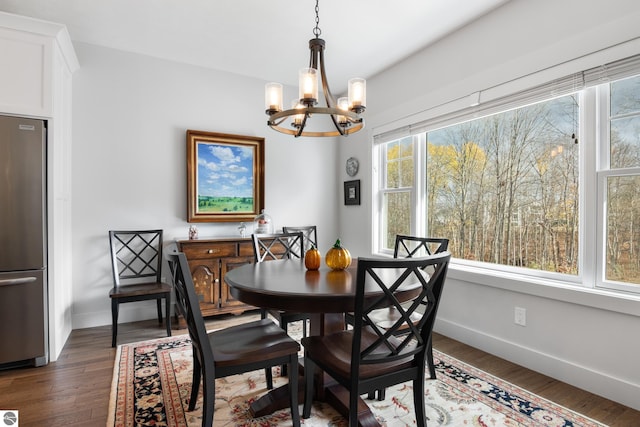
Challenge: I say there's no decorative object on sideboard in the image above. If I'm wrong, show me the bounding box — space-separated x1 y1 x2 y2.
188 225 198 240
253 209 274 234
186 130 265 223
264 0 366 137
238 222 247 238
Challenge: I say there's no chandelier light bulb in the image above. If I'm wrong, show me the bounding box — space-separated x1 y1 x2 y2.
291 100 305 128
348 78 366 112
337 97 349 125
299 68 318 105
265 82 283 113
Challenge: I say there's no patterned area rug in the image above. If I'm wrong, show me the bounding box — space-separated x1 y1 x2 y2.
108 324 606 427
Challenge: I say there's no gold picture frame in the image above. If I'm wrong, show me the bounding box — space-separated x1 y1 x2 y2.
187 130 265 222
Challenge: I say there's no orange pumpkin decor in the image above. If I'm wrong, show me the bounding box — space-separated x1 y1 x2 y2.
304 245 321 270
325 238 352 270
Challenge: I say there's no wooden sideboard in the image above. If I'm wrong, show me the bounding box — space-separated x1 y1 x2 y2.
176 237 258 317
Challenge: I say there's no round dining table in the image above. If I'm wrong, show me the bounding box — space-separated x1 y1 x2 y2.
224 258 421 427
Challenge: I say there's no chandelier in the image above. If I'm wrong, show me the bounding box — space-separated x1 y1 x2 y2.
264 0 366 137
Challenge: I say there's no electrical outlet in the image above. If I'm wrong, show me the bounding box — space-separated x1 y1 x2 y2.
514 307 527 326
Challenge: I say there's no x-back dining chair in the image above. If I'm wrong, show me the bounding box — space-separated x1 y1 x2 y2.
252 231 305 263
393 235 449 381
394 235 449 259
166 251 301 427
283 225 318 253
108 229 172 347
252 231 306 376
348 234 450 399
302 253 451 427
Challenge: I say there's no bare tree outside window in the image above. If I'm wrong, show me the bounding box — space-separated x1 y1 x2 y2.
606 75 640 284
425 95 579 273
381 138 414 250
379 72 640 288
381 95 580 274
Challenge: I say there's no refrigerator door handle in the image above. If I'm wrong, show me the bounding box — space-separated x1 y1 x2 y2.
0 277 37 287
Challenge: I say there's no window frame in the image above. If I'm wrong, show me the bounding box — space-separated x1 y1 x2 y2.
595 82 640 294
373 70 640 296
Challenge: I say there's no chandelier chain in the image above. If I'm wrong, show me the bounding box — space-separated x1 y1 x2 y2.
313 0 321 38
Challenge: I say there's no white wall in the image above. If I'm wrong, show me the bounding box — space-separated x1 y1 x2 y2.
49 0 640 410
70 43 340 329
338 0 640 411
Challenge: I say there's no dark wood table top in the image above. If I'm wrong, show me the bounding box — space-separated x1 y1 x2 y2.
224 259 421 313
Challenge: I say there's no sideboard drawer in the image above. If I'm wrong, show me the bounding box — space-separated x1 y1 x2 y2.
181 242 237 259
238 241 255 257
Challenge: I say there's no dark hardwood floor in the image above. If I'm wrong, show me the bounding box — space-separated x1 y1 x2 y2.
1 313 638 426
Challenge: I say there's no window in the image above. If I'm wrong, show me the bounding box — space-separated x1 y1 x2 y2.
379 137 414 251
375 64 640 294
600 74 640 291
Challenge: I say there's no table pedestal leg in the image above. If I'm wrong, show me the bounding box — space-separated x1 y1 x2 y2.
249 313 381 426
249 375 304 417
325 384 381 427
249 376 380 427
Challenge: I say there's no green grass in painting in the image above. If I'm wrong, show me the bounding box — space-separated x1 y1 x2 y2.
198 196 253 213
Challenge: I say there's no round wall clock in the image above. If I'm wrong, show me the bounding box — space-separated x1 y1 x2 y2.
346 157 359 177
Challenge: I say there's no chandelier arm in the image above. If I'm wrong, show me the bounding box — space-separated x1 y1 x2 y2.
317 46 337 108
329 113 346 136
296 112 310 138
267 116 289 127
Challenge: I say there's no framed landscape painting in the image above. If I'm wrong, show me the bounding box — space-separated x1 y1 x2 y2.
187 130 265 222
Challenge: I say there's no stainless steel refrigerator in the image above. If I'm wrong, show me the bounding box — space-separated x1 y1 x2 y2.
0 115 48 368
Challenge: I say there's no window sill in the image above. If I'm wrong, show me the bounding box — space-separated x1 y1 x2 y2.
448 262 640 317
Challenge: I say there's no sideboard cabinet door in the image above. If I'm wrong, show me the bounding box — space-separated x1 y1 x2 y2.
188 258 220 316
220 256 254 308
177 238 256 318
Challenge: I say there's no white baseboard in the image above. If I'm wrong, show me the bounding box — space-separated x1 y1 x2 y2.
435 318 640 412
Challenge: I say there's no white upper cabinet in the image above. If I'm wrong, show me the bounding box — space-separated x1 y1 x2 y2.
0 12 78 117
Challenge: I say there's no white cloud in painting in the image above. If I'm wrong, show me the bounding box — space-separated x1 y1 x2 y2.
197 142 254 198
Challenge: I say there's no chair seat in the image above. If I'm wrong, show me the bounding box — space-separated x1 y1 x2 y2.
210 319 300 367
301 328 415 380
302 255 450 427
109 282 172 298
368 307 421 330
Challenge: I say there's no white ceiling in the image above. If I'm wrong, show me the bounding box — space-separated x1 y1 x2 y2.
0 0 509 93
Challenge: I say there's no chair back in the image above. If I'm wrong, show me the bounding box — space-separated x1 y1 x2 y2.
166 251 214 373
351 252 450 370
109 230 164 287
393 235 449 259
283 225 318 253
251 232 305 263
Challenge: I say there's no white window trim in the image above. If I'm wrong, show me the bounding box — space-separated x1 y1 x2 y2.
372 54 640 301
448 262 640 317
